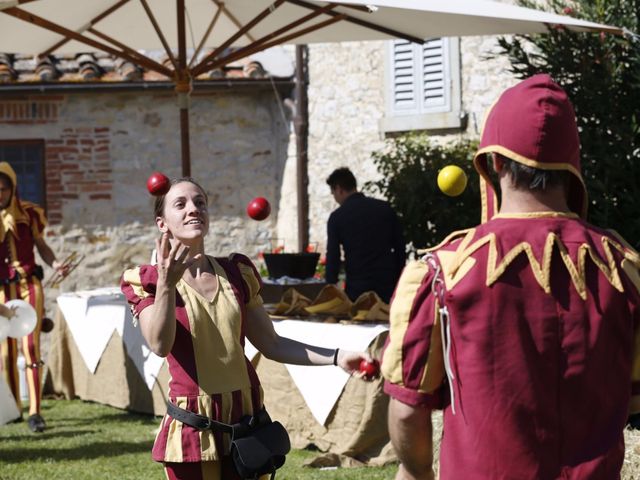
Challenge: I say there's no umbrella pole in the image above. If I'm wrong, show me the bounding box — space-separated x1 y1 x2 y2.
179 103 191 177
177 0 191 178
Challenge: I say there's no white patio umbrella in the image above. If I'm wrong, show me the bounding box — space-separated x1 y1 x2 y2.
0 0 623 177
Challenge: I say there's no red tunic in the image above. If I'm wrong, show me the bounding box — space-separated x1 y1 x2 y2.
0 200 46 281
382 212 640 479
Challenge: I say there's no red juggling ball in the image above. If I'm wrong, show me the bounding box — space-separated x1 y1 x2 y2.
247 197 271 221
147 172 171 196
359 359 380 379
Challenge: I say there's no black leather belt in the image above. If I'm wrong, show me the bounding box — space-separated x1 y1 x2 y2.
166 401 233 433
1 265 44 285
166 401 271 437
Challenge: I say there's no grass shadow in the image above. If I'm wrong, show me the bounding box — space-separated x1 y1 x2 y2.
0 440 153 463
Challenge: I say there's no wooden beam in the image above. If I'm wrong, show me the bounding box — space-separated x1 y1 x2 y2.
88 27 173 77
139 0 179 72
333 2 371 13
197 3 337 75
285 0 424 44
191 0 286 77
206 14 345 71
39 0 131 56
3 6 167 72
213 0 255 43
0 0 38 8
189 4 223 68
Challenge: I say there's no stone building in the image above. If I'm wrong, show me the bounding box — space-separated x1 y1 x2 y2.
0 52 294 314
278 36 517 253
0 26 518 317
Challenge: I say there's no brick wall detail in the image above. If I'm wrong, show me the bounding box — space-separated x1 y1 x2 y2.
45 127 112 224
0 95 63 124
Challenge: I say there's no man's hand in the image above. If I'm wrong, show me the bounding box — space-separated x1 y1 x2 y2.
0 303 16 319
52 259 71 278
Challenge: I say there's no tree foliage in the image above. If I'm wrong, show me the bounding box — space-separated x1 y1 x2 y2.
496 0 640 249
364 135 480 252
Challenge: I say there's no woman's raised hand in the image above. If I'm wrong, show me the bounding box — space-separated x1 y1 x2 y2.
155 232 202 287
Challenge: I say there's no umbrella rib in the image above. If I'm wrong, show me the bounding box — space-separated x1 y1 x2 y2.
39 0 131 57
285 0 424 44
207 14 345 71
2 6 163 73
196 3 337 75
88 27 173 77
191 0 286 77
212 0 256 43
1 0 38 6
138 0 179 73
331 2 370 13
189 2 224 68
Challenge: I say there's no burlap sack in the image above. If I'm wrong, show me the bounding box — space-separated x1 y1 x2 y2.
269 288 312 316
349 291 390 322
304 284 352 316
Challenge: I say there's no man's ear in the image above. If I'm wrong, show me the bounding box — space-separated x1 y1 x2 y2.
491 152 505 173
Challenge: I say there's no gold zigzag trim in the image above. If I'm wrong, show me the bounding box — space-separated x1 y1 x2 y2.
443 229 638 300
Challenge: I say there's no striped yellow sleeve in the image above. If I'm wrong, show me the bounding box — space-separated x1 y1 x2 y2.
121 266 156 324
23 202 47 239
237 261 264 308
382 259 445 395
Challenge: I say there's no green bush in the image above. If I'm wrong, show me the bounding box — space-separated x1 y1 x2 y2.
495 0 640 249
364 135 480 252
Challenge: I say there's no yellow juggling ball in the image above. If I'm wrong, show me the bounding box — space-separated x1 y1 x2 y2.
437 165 468 197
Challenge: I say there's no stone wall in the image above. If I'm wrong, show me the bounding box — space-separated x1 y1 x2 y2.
301 35 517 254
0 87 291 315
0 31 521 315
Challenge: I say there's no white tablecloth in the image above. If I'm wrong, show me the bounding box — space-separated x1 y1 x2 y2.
56 288 387 425
56 288 164 390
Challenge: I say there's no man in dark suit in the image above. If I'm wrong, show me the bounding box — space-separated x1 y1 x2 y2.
325 167 406 303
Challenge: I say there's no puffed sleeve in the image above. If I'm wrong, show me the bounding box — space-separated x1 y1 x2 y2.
230 254 264 308
120 265 158 323
381 259 445 408
23 201 47 239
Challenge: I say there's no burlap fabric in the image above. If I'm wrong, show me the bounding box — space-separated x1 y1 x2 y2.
45 308 394 467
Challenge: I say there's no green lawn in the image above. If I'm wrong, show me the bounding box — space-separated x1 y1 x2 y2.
0 399 398 480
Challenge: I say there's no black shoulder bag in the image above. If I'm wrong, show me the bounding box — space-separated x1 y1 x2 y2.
166 401 290 479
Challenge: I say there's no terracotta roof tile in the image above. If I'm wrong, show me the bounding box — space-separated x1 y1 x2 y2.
0 51 272 84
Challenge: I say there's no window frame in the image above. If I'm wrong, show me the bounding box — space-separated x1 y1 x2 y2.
380 37 464 134
0 139 47 211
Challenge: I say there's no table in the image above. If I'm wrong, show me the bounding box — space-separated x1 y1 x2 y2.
46 288 395 465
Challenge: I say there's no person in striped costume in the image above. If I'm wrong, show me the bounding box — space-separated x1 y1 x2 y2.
121 177 371 480
0 161 68 433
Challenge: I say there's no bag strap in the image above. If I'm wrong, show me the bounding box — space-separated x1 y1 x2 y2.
166 401 273 436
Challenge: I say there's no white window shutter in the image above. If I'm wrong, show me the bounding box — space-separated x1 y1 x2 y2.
382 37 462 133
421 38 450 112
390 39 420 115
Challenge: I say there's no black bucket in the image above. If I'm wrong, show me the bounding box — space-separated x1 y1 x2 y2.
263 253 320 279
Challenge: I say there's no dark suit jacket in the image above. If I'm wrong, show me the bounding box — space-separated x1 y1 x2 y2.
325 192 405 303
